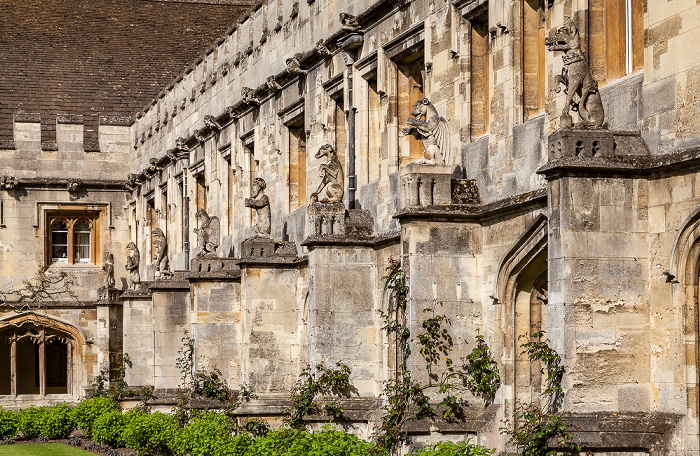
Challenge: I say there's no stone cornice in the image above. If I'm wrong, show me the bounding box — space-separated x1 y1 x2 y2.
394 188 548 223
537 145 700 180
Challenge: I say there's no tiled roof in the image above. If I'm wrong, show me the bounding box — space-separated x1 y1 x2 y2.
0 0 253 143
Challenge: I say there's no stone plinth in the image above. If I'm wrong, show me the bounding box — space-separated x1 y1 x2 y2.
239 237 299 265
547 128 615 160
400 163 452 207
306 202 346 236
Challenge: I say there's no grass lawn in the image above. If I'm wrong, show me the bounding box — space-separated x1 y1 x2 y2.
0 443 97 455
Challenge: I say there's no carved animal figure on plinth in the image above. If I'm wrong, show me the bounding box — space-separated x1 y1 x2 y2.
151 228 170 276
103 253 115 288
125 242 141 290
402 98 451 165
194 209 220 257
310 144 344 203
245 178 271 238
545 22 605 128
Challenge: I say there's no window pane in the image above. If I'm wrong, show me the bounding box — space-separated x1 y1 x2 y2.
0 341 10 395
74 221 91 263
45 340 68 393
51 221 69 263
16 340 40 395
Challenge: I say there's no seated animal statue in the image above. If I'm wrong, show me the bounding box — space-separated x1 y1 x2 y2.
402 98 450 165
125 242 141 290
103 253 115 288
245 177 271 238
310 144 344 203
545 21 605 128
194 209 220 257
151 228 170 276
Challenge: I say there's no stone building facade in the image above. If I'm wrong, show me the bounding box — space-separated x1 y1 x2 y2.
2 0 700 453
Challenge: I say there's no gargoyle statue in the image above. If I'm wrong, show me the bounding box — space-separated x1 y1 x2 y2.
267 76 282 92
203 115 222 132
103 253 115 288
241 87 261 106
125 242 141 290
310 144 344 203
316 39 331 56
402 98 451 165
545 21 605 128
194 209 220 257
245 177 271 238
286 54 308 75
0 176 18 190
68 179 82 194
339 12 363 33
151 228 170 277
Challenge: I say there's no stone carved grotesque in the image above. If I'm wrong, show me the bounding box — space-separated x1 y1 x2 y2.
241 87 261 106
245 178 271 238
310 144 344 203
316 39 331 56
545 22 605 128
0 176 18 190
194 129 207 144
175 137 190 153
151 228 170 276
68 179 82 195
103 253 115 288
194 209 220 257
402 98 451 165
145 158 160 177
125 173 141 191
125 242 141 290
286 54 308 75
203 115 222 131
339 12 363 33
266 76 282 92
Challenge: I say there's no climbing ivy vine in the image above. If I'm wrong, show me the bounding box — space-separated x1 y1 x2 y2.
500 331 579 456
372 257 501 455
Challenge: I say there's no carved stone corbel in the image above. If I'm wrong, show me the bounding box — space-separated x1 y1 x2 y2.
0 176 18 190
241 87 261 106
194 129 207 144
316 39 331 57
67 178 82 195
203 115 222 132
266 76 282 92
285 53 308 75
339 12 363 34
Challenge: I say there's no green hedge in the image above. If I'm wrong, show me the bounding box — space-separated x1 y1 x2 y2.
122 411 177 456
410 440 496 456
38 403 74 439
2 400 496 456
71 396 120 436
0 408 17 438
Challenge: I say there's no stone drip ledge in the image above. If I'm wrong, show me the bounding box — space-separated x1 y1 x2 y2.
538 143 700 179
187 257 242 280
562 412 681 454
394 188 548 223
401 404 498 434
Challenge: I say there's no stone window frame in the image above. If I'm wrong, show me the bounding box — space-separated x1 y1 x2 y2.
0 313 85 398
45 210 101 266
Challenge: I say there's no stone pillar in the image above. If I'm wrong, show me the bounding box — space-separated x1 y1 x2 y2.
122 289 156 387
541 129 652 413
239 238 306 397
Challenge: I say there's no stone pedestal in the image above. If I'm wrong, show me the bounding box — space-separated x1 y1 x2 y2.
307 202 346 236
548 128 615 160
240 237 298 264
400 163 452 207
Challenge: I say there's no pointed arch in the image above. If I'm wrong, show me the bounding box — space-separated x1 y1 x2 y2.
0 311 86 396
495 214 549 419
668 205 700 447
